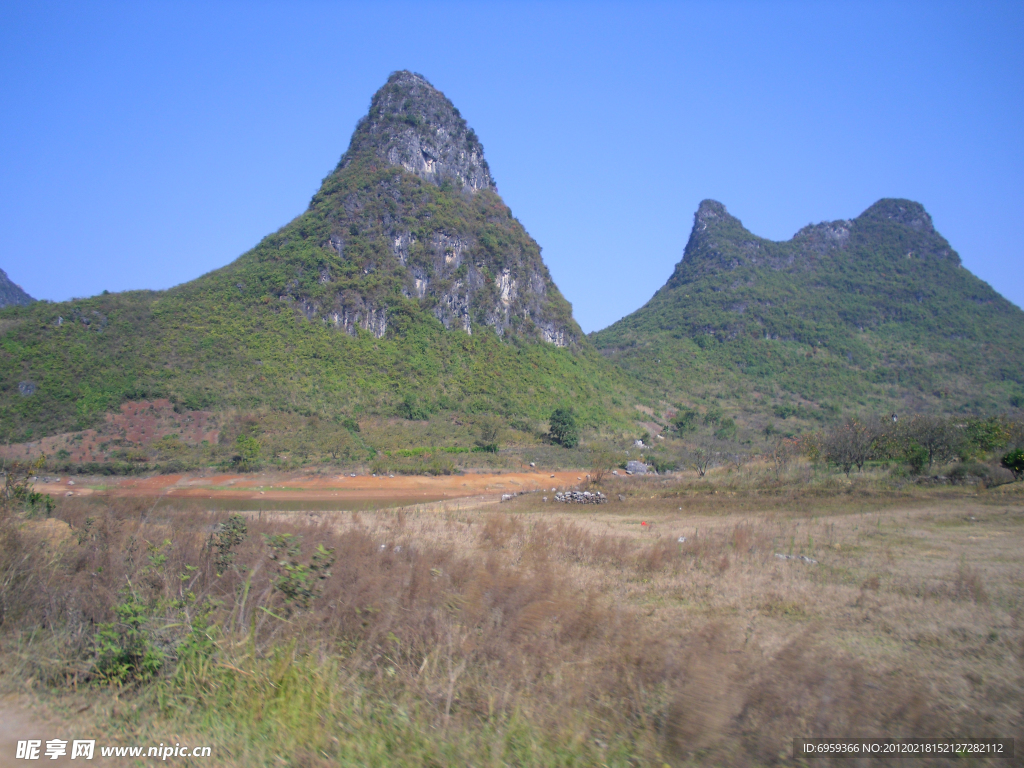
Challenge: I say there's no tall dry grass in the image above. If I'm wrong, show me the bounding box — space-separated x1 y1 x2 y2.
2 482 1023 766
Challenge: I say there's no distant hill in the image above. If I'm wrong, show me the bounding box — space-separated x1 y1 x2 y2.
0 268 33 308
592 199 1024 421
0 72 631 444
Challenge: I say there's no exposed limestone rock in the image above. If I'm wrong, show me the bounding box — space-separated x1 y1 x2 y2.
284 70 581 348
341 71 494 195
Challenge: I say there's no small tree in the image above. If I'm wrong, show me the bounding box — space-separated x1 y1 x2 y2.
766 438 795 480
898 415 962 468
821 418 879 477
588 448 617 484
549 407 579 448
475 414 503 453
235 434 261 471
689 437 717 478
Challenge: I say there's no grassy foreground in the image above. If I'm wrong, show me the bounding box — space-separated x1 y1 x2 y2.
2 464 1023 766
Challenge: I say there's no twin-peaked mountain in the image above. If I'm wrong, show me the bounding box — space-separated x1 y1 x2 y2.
3 69 1021 447
0 72 619 442
593 199 1024 415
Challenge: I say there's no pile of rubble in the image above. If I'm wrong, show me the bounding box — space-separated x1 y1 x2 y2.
554 490 607 504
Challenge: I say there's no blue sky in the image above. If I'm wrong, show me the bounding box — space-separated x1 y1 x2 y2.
2 1 1021 333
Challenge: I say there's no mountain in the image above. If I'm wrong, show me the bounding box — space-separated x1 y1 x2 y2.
0 72 629 445
592 199 1024 419
0 268 34 308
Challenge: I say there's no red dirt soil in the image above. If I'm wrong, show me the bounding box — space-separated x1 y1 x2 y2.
0 399 218 465
32 469 593 505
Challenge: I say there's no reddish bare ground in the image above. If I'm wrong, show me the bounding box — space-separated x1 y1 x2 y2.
32 470 591 506
0 400 218 464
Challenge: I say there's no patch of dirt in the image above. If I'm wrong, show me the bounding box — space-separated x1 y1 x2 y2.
0 400 218 465
32 470 590 505
0 695 116 767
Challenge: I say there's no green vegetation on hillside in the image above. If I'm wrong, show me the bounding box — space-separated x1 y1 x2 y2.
0 74 634 447
592 199 1024 421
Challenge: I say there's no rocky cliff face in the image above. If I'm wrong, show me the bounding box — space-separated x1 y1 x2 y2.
267 71 579 347
340 71 494 194
666 197 958 290
0 268 34 309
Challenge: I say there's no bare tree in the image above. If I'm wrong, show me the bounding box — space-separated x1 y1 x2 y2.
689 437 718 478
588 448 617 485
766 438 795 480
821 417 881 476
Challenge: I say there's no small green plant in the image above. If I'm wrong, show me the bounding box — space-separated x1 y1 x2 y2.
265 534 336 611
211 514 248 575
93 587 164 684
1 458 54 517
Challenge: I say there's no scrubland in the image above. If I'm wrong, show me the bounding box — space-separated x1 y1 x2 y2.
2 463 1022 766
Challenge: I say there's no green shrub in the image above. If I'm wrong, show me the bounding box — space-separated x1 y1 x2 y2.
714 417 737 441
234 433 261 471
672 408 698 434
265 534 336 612
948 463 990 484
905 443 929 475
211 514 248 575
93 590 164 684
549 407 579 448
1002 449 1024 480
648 456 678 474
398 394 431 421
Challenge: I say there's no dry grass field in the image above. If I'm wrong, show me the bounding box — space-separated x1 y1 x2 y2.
2 464 1022 766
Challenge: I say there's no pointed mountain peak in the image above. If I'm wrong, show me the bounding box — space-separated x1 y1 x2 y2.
692 199 749 236
339 70 494 193
857 198 934 233
0 267 34 309
693 199 740 229
696 198 728 218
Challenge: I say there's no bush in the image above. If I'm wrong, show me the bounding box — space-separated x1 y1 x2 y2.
672 408 698 434
905 443 929 475
714 417 737 441
398 394 431 421
234 433 261 471
1001 449 1024 480
549 407 579 448
648 456 678 474
948 463 990 485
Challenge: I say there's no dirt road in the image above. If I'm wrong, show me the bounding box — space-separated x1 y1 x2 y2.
33 469 590 508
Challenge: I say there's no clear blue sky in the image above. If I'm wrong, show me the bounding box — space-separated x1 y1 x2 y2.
2 1 1021 334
